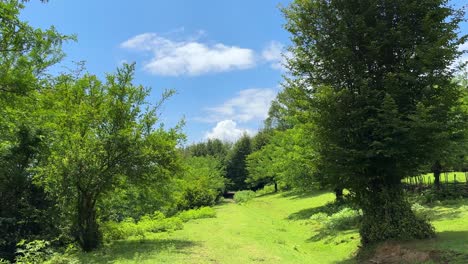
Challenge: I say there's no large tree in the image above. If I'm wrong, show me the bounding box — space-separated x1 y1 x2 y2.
283 0 466 243
0 0 70 260
36 64 183 251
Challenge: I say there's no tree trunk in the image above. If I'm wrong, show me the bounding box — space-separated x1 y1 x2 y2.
334 188 343 201
76 192 100 252
360 186 434 244
432 161 442 189
274 181 278 193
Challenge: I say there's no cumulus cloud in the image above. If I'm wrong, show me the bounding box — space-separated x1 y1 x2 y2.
204 120 255 142
121 33 256 76
202 88 277 123
261 41 291 71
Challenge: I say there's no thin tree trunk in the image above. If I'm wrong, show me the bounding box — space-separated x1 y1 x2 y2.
274 181 278 193
334 188 343 201
432 161 442 189
77 192 100 252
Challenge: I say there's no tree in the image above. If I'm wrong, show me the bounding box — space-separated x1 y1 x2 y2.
0 0 70 260
226 134 252 190
36 64 183 251
283 0 466 243
176 156 226 210
247 126 317 193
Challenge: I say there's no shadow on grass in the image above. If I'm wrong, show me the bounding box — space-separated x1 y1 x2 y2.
281 190 329 200
77 239 200 263
333 231 468 264
287 200 348 220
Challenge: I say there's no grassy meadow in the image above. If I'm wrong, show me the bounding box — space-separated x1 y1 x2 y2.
72 191 468 264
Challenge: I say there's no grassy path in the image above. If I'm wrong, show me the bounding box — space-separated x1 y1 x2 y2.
78 192 360 263
77 192 468 264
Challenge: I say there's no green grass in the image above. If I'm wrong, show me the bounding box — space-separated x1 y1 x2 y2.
403 171 468 184
75 191 468 264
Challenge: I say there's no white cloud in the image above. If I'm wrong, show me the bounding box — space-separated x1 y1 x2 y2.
202 88 277 123
456 42 468 70
121 33 256 76
204 120 255 142
261 41 291 71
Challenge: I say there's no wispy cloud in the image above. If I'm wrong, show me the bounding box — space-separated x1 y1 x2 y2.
204 120 255 142
261 41 291 71
121 33 256 76
456 42 468 70
199 88 277 123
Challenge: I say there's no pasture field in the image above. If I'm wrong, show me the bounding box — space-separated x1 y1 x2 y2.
76 191 468 264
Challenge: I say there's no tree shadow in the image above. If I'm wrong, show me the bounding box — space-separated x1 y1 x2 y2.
287 201 348 220
333 231 468 264
281 190 329 200
77 238 200 263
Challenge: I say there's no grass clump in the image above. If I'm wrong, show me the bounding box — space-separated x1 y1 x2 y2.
309 207 362 231
233 190 256 204
177 207 216 222
101 212 183 241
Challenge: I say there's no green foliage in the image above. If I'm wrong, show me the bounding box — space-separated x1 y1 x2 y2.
15 240 52 264
35 64 183 251
233 190 256 204
360 189 435 244
176 156 226 210
283 0 466 243
101 213 184 242
101 207 216 242
246 126 317 191
177 207 216 222
0 1 72 260
254 184 277 196
310 208 362 231
226 134 252 190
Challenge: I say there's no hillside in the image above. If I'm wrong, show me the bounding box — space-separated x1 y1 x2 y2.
76 191 468 263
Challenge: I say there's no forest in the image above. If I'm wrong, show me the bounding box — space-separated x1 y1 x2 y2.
1 0 468 263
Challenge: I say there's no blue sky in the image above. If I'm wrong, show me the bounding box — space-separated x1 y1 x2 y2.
21 0 467 144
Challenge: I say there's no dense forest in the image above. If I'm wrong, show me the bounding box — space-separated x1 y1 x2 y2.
1 0 468 263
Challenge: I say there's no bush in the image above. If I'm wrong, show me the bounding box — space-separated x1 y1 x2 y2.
101 212 184 242
309 208 361 231
15 240 52 264
255 185 277 196
234 190 256 204
179 187 218 210
177 207 216 222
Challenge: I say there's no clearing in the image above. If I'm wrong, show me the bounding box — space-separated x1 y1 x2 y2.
77 191 468 263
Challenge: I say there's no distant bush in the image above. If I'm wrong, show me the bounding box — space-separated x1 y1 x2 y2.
178 207 216 222
179 186 219 210
255 185 276 196
234 190 256 204
309 207 361 231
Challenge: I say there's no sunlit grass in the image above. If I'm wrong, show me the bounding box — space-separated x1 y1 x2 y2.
76 191 468 264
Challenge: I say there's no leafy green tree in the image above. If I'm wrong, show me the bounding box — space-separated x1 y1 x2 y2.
186 138 231 165
36 64 183 251
283 0 466 243
176 156 226 210
226 134 252 190
247 126 317 193
0 0 70 260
